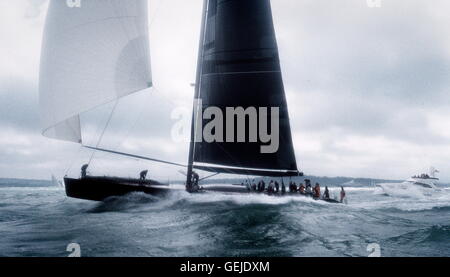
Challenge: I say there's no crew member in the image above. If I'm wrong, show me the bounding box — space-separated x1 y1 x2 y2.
313 183 321 199
140 170 148 181
323 186 330 199
299 183 305 195
245 181 251 191
268 181 274 193
340 187 346 203
304 179 312 195
306 184 312 196
186 171 200 192
81 164 89 178
192 172 200 184
261 180 266 192
291 182 298 193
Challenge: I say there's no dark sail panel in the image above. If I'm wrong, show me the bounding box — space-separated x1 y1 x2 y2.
193 0 299 176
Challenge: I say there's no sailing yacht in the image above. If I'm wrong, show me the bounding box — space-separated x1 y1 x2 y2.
39 0 301 201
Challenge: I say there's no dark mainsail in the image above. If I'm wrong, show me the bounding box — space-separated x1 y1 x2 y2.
189 0 299 178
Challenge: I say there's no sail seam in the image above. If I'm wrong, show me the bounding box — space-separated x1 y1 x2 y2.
55 16 141 34
194 163 298 173
202 70 281 77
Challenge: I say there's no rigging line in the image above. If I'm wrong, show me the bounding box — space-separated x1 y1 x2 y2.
190 0 210 169
114 86 176 151
64 144 85 176
113 90 149 150
84 146 187 168
199 173 220 181
88 100 120 166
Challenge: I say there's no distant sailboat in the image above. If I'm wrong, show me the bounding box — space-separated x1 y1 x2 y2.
51 175 63 188
39 0 301 201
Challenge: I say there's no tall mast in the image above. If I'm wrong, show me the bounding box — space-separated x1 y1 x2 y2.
186 0 208 192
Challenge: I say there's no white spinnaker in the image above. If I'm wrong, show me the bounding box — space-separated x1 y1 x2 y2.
39 0 152 143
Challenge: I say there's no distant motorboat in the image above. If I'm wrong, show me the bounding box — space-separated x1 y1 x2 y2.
404 175 439 190
377 167 440 197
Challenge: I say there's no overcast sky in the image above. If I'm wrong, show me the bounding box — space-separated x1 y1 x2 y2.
1 0 450 182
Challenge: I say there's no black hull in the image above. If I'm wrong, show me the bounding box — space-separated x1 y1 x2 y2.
64 177 172 202
64 178 343 204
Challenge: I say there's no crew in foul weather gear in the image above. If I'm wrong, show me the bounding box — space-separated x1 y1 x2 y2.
340 187 346 203
305 184 312 195
299 183 305 195
193 172 200 183
140 170 148 181
304 179 312 195
189 172 200 192
261 181 266 192
268 181 274 193
290 182 298 193
281 183 286 194
252 182 257 191
323 186 330 199
275 181 280 193
313 183 321 199
81 164 89 178
245 181 251 191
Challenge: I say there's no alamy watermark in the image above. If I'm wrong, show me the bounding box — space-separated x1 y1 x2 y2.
66 0 81 8
367 243 381 257
67 243 81 257
171 100 280 154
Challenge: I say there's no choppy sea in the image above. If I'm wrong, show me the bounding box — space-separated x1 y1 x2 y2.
0 180 449 257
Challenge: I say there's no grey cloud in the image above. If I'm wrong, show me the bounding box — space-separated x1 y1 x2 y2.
0 79 40 133
25 0 47 18
277 0 450 149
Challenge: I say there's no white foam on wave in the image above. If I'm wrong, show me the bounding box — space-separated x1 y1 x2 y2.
174 185 450 212
377 182 437 198
0 186 62 191
337 187 374 192
178 190 330 207
348 185 450 212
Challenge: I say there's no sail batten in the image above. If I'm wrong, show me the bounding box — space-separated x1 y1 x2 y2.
191 0 299 176
194 164 300 178
39 0 152 143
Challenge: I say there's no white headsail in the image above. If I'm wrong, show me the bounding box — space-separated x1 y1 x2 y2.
39 0 152 143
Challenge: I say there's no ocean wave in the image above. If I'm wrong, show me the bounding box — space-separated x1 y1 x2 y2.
86 192 166 213
387 225 450 245
2 183 450 257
